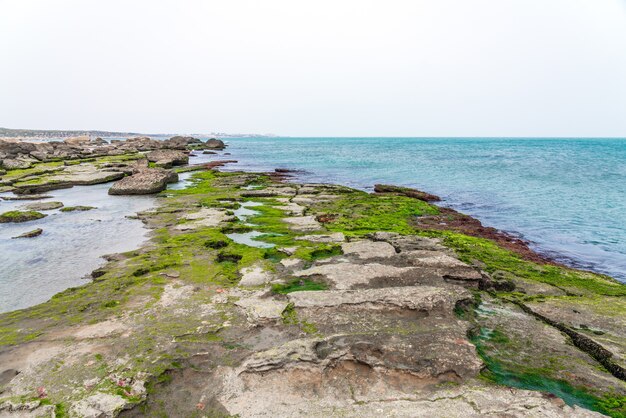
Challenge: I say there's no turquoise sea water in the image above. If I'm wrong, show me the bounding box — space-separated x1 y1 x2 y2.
217 137 626 281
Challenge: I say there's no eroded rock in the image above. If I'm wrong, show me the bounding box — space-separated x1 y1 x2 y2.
341 240 396 259
12 228 43 239
24 201 63 211
295 232 345 243
174 208 233 230
108 169 177 195
284 216 321 232
239 264 273 287
0 210 46 223
146 150 189 167
69 393 128 418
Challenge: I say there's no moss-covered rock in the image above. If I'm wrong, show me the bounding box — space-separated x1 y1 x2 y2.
12 228 43 238
60 205 96 212
0 210 46 223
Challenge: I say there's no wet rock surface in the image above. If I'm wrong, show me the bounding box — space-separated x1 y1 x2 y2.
11 228 43 239
23 201 63 211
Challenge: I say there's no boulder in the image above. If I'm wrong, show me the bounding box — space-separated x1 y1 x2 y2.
146 150 189 166
164 136 203 150
204 138 226 150
0 210 47 223
91 137 108 146
29 151 50 161
126 136 158 151
2 158 32 170
12 228 43 239
0 139 37 159
24 201 64 211
108 169 178 195
63 135 90 145
29 142 55 161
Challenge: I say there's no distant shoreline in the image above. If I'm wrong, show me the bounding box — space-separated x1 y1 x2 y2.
0 127 277 141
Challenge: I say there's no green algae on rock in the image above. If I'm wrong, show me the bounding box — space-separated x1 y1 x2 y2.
60 205 96 212
0 210 46 223
11 228 43 239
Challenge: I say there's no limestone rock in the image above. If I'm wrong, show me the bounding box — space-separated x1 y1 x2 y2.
13 165 125 195
235 294 289 321
69 393 127 418
24 201 63 211
284 215 321 232
2 158 32 170
278 246 298 256
63 135 90 145
294 262 416 290
0 194 51 201
275 201 306 216
163 136 205 150
370 231 446 251
12 228 43 239
0 210 46 223
60 205 96 212
287 286 467 311
204 138 226 149
280 258 303 269
401 250 467 267
146 150 189 166
239 264 272 286
174 207 232 230
296 232 345 243
108 169 177 195
341 240 396 259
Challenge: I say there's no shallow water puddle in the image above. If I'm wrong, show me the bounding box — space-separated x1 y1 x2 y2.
233 201 263 222
242 184 263 190
227 201 276 248
167 171 194 190
226 231 275 248
0 183 154 312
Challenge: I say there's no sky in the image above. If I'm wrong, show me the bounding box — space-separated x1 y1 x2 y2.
1 0 626 137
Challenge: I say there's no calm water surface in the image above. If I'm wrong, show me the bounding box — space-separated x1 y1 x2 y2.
0 183 155 312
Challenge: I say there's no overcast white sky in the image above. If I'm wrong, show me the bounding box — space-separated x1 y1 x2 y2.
1 0 626 136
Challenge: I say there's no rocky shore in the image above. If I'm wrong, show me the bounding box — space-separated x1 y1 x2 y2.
0 143 625 417
0 136 225 198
